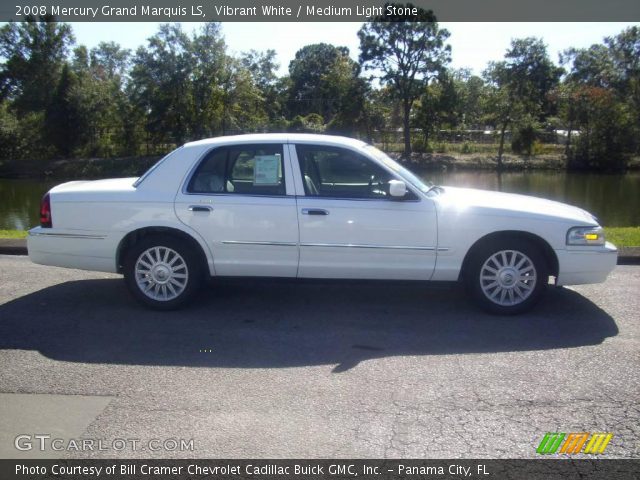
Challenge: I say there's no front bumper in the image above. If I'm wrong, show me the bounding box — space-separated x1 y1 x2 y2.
555 241 618 286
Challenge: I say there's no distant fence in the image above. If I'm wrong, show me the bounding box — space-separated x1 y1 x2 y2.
59 126 566 159
370 129 563 152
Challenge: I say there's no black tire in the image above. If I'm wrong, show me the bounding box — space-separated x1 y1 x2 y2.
123 235 203 310
464 238 548 315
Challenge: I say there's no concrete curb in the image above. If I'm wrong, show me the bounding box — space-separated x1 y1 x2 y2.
2 239 639 265
618 246 640 264
0 239 28 256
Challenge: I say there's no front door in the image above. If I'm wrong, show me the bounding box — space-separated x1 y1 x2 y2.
290 143 438 280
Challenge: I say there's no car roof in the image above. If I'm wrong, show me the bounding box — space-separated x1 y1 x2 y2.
184 133 368 149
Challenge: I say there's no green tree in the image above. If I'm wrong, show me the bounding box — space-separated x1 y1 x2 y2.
219 58 268 133
559 27 639 169
0 16 74 115
189 22 227 137
0 102 21 159
287 43 364 128
413 69 458 148
129 24 197 145
567 86 632 170
360 88 392 143
358 4 450 155
44 64 81 156
483 38 562 166
325 55 369 136
451 69 486 130
90 41 131 84
560 44 614 88
66 42 134 156
606 26 640 127
289 113 325 133
241 49 283 125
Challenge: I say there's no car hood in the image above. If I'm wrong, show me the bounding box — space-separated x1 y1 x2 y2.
434 186 598 224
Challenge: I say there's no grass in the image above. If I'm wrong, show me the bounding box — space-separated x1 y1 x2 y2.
376 141 565 156
1 227 639 246
604 227 640 247
0 229 28 239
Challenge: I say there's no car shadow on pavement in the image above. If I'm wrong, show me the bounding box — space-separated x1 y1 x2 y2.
0 278 618 372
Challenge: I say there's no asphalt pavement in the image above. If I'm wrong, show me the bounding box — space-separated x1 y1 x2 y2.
0 255 638 458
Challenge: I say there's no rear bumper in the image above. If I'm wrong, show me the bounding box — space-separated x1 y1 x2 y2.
555 242 618 286
27 227 118 273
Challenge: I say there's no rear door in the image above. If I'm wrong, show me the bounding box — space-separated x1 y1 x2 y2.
174 142 299 277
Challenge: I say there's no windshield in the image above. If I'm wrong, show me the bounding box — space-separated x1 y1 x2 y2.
363 145 433 193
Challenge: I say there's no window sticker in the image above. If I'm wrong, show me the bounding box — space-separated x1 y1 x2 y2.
253 154 281 185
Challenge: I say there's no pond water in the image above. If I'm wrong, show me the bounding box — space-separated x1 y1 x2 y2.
425 170 640 227
0 170 638 230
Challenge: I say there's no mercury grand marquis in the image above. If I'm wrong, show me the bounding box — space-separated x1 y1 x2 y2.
28 134 618 314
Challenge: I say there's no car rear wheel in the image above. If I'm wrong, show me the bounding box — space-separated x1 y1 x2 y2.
465 239 548 315
124 235 202 310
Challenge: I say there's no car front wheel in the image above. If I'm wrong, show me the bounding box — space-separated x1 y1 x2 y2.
466 239 548 315
124 236 202 310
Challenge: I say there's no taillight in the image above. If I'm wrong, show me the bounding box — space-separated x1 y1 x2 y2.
40 192 52 228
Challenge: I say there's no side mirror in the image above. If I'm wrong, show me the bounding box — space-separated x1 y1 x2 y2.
389 179 407 198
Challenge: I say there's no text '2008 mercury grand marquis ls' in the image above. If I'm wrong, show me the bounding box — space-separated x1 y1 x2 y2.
28 134 617 314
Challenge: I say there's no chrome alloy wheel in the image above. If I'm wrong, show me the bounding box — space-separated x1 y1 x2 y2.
134 246 189 301
479 249 537 306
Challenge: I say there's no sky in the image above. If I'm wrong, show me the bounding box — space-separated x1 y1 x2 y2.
69 22 639 76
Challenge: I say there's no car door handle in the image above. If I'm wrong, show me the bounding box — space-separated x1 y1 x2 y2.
301 208 329 216
188 205 213 212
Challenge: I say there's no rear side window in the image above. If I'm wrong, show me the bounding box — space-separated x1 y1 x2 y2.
188 144 285 196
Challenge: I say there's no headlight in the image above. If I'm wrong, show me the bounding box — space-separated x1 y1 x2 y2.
566 226 605 246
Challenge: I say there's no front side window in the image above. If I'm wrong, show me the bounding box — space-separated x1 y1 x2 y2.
188 144 285 196
296 145 395 199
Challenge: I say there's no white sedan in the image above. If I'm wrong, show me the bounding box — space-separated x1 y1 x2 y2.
28 134 617 314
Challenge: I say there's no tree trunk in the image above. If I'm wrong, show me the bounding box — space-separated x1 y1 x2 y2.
565 122 573 158
222 101 227 135
363 105 374 144
497 120 508 170
565 102 574 162
402 98 411 157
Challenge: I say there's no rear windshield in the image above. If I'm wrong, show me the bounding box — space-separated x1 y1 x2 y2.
133 147 183 188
